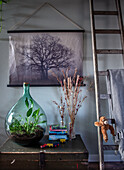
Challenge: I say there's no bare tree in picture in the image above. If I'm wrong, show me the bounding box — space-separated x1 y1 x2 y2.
18 34 74 80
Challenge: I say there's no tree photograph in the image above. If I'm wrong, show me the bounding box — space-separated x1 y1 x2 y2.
9 32 83 85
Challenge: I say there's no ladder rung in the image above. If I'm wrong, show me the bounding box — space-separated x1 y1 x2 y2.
93 11 118 15
96 49 123 54
98 71 108 76
103 145 118 150
95 29 121 34
107 119 116 124
100 94 111 99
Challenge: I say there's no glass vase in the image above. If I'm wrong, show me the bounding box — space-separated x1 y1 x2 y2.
5 82 47 145
60 118 65 128
69 121 76 140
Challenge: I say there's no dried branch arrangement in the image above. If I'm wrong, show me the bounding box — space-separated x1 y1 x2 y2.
52 68 87 139
53 95 65 127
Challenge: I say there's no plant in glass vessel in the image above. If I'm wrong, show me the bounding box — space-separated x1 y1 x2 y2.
5 82 47 145
9 98 46 136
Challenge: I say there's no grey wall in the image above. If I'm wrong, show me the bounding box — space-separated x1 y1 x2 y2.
0 0 124 161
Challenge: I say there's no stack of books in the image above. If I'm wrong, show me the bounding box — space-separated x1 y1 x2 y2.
49 125 68 141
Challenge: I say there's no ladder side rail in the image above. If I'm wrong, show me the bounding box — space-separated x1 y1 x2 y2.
115 0 124 64
89 0 104 170
106 72 113 120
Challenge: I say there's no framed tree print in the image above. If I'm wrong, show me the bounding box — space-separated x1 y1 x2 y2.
8 30 84 86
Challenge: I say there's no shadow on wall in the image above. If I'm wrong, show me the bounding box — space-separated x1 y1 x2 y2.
0 115 7 146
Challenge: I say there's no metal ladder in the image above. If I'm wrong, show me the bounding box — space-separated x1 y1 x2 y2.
89 0 124 169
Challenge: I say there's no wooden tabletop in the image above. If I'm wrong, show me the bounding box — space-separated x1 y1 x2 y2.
0 135 87 153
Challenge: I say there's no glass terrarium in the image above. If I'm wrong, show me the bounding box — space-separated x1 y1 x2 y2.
5 82 47 145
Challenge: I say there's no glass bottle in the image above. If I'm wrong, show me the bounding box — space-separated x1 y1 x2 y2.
5 82 47 145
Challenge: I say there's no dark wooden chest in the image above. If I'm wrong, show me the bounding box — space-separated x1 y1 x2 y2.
0 135 89 170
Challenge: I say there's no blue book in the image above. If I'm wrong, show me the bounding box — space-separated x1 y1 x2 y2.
49 131 67 135
49 135 68 141
50 125 67 131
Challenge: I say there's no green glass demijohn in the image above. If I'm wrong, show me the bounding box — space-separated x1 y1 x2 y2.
5 82 47 145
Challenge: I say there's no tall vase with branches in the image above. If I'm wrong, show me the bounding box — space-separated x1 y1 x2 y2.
52 68 87 140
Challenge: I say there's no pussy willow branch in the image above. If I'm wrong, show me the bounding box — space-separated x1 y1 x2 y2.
52 68 88 127
53 97 65 119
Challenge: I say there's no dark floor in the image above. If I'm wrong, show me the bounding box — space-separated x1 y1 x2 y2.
88 162 124 170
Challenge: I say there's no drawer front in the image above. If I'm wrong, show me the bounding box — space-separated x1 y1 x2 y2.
45 152 88 161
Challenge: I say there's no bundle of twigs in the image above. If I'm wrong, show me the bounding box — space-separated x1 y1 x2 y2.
52 68 87 136
53 95 65 126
